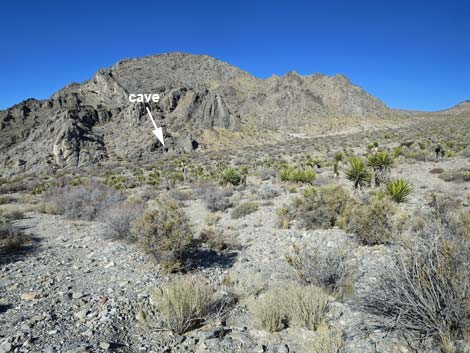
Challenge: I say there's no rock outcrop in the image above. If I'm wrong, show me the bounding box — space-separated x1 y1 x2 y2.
0 52 400 175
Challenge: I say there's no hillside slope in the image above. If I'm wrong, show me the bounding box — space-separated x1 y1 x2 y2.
0 53 401 175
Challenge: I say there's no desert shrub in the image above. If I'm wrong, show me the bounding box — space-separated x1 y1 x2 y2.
427 194 470 240
286 185 355 229
31 183 49 195
103 174 130 190
286 242 352 295
279 166 316 184
385 178 413 203
429 167 445 174
0 208 24 220
199 227 227 252
99 201 144 240
438 168 470 183
199 184 233 212
249 285 330 332
149 276 216 334
131 198 195 271
221 167 242 186
360 220 470 348
310 324 344 353
44 180 124 221
345 157 371 189
205 213 221 226
171 189 194 201
231 202 259 219
392 146 404 158
367 151 394 186
0 195 16 205
256 185 280 200
259 167 276 181
276 207 290 229
36 202 59 215
0 222 32 252
341 196 399 245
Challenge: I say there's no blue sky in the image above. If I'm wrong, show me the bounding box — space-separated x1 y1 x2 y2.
1 0 469 111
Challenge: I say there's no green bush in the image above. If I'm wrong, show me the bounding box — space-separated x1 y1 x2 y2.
341 196 398 245
385 179 413 203
345 157 371 189
231 202 259 219
286 185 355 229
131 198 195 272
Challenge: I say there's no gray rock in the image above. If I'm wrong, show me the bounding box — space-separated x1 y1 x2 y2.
99 342 111 350
72 292 84 299
0 343 12 353
74 309 88 320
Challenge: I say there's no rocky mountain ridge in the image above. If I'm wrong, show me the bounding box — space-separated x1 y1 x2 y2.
1 52 401 175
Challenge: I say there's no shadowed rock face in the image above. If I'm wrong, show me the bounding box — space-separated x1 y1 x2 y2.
0 52 396 175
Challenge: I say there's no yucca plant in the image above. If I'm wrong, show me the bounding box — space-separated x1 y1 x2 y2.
279 167 316 184
220 167 241 186
368 151 394 186
345 157 371 190
385 178 413 203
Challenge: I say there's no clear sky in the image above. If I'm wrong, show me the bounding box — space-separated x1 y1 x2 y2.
1 0 469 111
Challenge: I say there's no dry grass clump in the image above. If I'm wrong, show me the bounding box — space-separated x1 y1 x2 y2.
310 324 344 353
231 202 259 219
149 276 216 334
249 287 287 332
131 198 195 272
43 180 124 221
285 185 355 229
249 285 330 332
0 208 25 221
0 195 16 205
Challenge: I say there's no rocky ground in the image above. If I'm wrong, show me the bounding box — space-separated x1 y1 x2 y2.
1 123 470 353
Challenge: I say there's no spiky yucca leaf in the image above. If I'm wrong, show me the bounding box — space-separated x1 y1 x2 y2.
385 178 413 203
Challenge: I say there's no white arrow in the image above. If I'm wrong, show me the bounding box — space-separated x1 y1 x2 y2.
145 107 165 146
